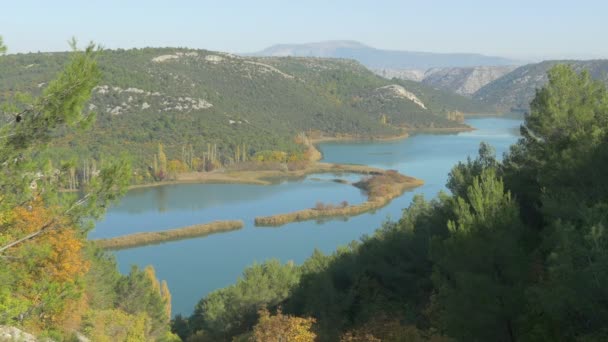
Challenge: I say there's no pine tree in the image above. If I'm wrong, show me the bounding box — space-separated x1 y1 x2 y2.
431 169 529 341
158 143 167 176
0 36 6 54
0 38 131 330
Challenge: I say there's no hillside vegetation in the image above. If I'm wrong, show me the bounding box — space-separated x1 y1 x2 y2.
0 48 488 184
474 59 608 112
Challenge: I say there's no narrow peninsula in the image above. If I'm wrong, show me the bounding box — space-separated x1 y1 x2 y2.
94 220 244 250
255 170 423 226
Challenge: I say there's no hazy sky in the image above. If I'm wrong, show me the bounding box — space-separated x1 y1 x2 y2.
2 0 607 60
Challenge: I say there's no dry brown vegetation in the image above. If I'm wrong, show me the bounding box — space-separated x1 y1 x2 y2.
128 162 387 189
314 201 349 211
255 170 423 227
93 220 244 250
227 161 288 172
353 170 409 199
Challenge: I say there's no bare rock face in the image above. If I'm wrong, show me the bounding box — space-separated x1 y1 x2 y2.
374 85 426 109
473 60 608 112
374 66 517 96
422 66 517 96
373 68 427 81
0 326 89 341
0 326 41 341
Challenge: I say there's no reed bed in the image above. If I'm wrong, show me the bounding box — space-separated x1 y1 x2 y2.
255 171 422 227
94 220 244 250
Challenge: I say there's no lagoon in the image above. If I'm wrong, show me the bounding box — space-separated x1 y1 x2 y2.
92 116 522 316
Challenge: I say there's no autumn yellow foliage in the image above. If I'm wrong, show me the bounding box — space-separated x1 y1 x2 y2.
144 265 172 319
340 317 451 342
252 308 316 342
5 198 90 331
84 309 148 342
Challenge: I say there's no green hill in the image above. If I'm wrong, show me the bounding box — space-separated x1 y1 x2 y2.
0 48 486 172
473 59 608 112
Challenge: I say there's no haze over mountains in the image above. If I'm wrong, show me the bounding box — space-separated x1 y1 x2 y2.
249 40 519 69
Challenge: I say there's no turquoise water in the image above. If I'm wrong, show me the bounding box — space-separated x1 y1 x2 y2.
92 116 522 315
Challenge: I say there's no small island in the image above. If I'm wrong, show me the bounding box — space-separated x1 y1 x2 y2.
93 220 244 250
255 170 423 226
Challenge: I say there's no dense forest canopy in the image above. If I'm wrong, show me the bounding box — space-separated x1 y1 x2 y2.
174 65 608 341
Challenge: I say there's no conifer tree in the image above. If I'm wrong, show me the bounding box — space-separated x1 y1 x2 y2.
0 37 131 330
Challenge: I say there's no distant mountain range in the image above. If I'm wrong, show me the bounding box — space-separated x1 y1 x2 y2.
249 40 520 69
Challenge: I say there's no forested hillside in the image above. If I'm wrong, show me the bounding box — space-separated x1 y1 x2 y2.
0 48 486 181
474 59 608 112
176 65 608 341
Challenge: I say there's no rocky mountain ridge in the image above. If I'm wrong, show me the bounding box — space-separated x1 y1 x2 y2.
374 66 517 96
473 59 608 112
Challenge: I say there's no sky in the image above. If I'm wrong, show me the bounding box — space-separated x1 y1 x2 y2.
2 0 607 60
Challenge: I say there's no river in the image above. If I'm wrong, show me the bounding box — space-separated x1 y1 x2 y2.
91 116 522 316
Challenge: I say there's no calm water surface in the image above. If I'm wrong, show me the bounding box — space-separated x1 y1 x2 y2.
92 116 522 315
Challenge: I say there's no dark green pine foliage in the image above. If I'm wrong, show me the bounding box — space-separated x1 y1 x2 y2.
431 169 530 341
503 65 608 341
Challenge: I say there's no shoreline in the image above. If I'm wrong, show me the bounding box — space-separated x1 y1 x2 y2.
309 130 410 144
254 171 424 227
308 125 474 144
127 162 393 190
106 123 475 192
120 125 454 204
93 220 244 250
463 111 518 117
406 126 475 134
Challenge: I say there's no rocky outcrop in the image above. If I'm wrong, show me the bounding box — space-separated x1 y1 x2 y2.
473 60 608 112
375 85 426 109
92 85 212 115
151 51 199 63
374 66 517 96
0 326 42 342
422 66 517 95
373 68 427 81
